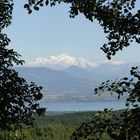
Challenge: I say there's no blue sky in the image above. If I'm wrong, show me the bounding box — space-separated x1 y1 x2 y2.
5 1 140 63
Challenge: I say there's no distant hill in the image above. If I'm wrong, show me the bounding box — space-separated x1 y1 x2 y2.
14 62 134 102
63 64 131 82
15 67 96 95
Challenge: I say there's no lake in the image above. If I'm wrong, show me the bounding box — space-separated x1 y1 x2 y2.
41 101 126 112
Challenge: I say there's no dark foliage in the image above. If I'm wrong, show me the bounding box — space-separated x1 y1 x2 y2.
71 109 119 140
25 0 140 59
95 66 140 107
0 0 13 30
1 0 139 139
0 0 45 129
72 67 140 140
94 66 140 139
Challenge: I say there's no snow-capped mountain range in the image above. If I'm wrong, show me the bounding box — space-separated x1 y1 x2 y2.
26 53 126 70
15 54 139 102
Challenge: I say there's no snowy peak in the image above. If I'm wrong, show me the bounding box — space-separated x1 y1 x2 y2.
26 53 126 70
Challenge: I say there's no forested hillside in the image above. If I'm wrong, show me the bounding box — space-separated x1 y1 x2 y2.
0 111 122 140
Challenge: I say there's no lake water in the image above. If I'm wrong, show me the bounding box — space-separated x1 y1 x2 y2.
41 101 126 112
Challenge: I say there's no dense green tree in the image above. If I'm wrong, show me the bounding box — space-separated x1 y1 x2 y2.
1 0 140 138
0 0 45 129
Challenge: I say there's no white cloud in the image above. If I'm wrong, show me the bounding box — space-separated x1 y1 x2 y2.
25 53 125 69
101 60 125 65
76 57 98 68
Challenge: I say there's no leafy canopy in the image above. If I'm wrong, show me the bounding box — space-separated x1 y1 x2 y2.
0 0 45 129
1 0 139 138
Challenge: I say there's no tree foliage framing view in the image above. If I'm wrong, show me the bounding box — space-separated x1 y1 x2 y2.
24 0 140 139
0 0 140 139
0 0 45 129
